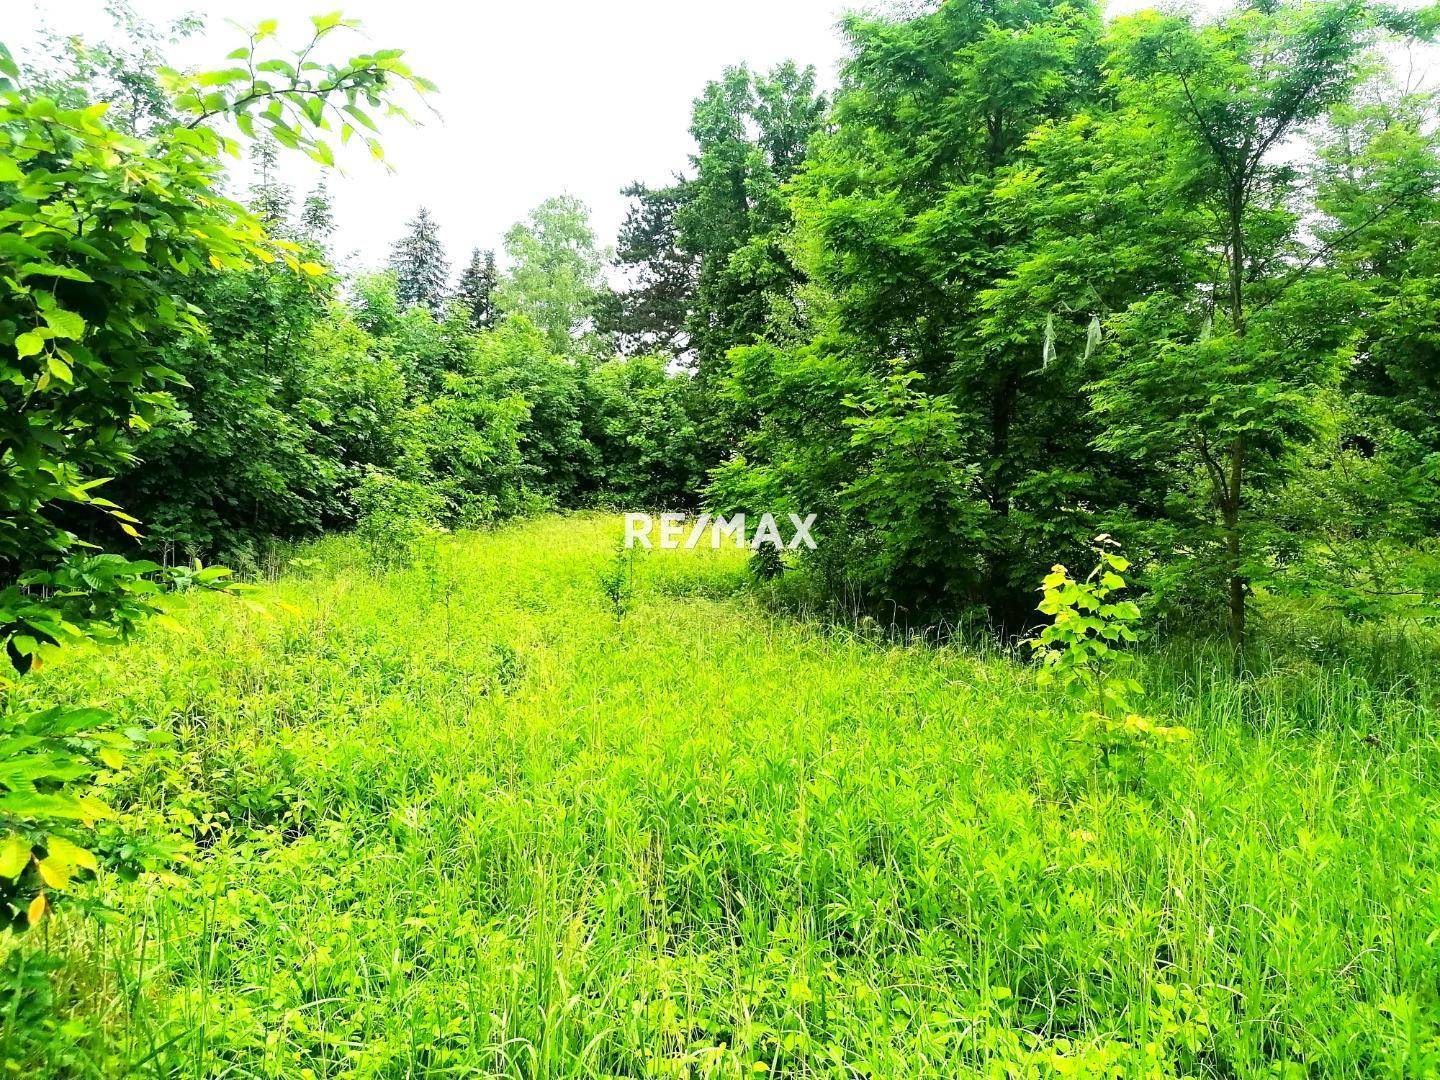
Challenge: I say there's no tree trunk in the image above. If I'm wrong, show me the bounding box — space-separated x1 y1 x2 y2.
1223 435 1246 665
1225 189 1248 664
986 368 1025 631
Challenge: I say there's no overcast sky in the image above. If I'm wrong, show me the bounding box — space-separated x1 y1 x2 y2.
9 0 1372 277
12 0 875 272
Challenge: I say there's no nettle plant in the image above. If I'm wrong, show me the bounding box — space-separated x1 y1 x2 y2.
0 16 429 929
1028 536 1191 771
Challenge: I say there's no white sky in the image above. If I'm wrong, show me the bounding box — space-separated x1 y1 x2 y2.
11 0 870 272
17 0 1416 277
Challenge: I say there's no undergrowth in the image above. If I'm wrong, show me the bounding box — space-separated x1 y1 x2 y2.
3 514 1438 1077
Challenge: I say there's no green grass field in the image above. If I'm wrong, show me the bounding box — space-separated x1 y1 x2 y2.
10 514 1440 1077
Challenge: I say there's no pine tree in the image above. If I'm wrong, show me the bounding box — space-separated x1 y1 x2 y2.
248 136 292 228
455 247 498 329
389 207 450 313
602 182 697 355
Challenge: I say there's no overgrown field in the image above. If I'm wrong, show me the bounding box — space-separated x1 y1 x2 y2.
8 515 1440 1077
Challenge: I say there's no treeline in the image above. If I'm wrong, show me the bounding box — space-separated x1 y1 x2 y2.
1 11 705 581
105 170 705 567
38 0 1440 643
598 0 1440 642
36 32 833 574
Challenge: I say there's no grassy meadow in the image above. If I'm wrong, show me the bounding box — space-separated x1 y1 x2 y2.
7 514 1440 1077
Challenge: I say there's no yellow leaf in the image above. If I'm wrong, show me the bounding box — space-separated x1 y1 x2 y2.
37 858 70 890
99 747 126 770
0 834 31 879
120 522 144 539
153 613 188 636
276 602 304 618
76 796 115 822
27 893 46 926
45 835 98 873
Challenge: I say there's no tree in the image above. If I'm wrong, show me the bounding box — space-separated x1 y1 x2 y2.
601 181 697 356
471 315 598 502
354 270 476 397
389 207 450 313
1314 86 1440 499
108 261 417 558
455 246 498 330
0 14 430 925
247 135 292 228
25 0 201 135
391 373 532 527
710 0 1108 626
588 354 706 507
300 177 335 242
1095 0 1417 654
677 62 826 386
494 195 607 353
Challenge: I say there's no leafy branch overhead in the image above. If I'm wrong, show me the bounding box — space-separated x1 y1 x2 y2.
0 13 430 931
163 12 438 167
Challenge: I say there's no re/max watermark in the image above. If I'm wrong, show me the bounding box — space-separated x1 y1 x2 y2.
625 513 817 551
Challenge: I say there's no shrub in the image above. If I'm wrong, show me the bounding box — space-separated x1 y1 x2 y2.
1027 537 1191 773
353 470 446 573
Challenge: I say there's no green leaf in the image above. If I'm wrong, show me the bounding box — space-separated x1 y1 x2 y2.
0 792 96 820
0 834 30 879
152 613 189 636
47 355 73 383
18 263 94 283
42 307 85 341
14 331 44 359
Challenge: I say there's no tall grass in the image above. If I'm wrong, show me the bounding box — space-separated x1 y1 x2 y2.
5 514 1439 1076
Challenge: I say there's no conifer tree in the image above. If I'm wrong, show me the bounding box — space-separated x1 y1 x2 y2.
389 206 450 313
603 181 696 355
455 247 499 329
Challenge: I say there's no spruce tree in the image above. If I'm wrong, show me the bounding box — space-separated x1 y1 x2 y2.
455 247 499 329
389 207 450 313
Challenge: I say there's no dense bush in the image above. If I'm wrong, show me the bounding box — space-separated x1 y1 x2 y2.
696 0 1440 641
109 243 707 554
